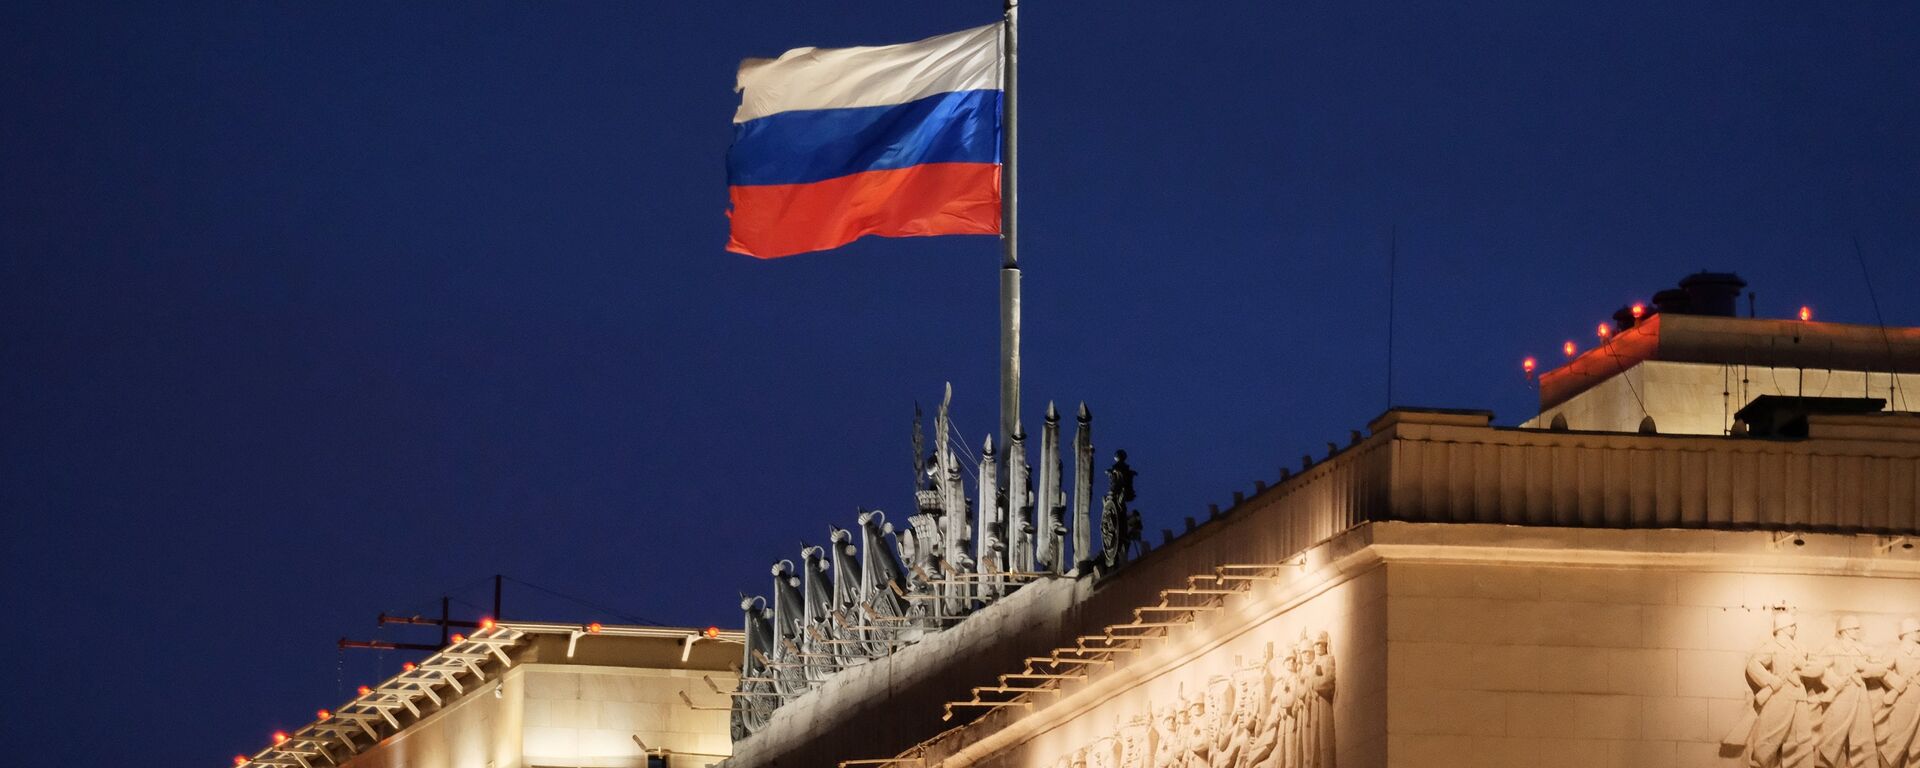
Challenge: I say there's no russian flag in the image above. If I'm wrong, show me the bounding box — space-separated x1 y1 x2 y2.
726 24 1003 259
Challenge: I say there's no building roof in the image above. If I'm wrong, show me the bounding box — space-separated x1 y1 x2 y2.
236 622 743 768
722 406 1920 768
1539 313 1920 410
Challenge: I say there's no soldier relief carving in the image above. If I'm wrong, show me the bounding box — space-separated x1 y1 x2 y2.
1047 631 1335 768
1727 612 1920 768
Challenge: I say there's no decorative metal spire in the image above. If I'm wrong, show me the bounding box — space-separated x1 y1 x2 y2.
1036 402 1065 573
975 434 1002 599
1071 402 1093 570
1006 422 1032 574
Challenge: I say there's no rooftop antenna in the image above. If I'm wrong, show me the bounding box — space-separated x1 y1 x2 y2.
1852 235 1906 410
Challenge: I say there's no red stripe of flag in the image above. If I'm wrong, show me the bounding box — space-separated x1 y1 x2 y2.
726 162 1000 259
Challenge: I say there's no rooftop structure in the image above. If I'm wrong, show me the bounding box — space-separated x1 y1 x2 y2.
236 622 743 768
713 272 1920 768
1527 272 1920 435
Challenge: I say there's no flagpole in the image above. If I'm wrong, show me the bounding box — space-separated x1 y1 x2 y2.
998 0 1020 489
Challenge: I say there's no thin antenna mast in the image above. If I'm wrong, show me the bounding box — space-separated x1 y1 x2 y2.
1851 235 1905 410
1386 226 1397 408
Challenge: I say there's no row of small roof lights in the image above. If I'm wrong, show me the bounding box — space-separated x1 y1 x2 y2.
230 616 503 767
1521 302 1812 379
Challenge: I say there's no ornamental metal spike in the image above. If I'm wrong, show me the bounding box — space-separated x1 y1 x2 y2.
1006 421 1032 574
1036 402 1065 573
1071 402 1094 570
976 433 1002 599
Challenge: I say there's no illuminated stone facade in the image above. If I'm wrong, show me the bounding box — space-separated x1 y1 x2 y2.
248 628 743 768
721 401 1920 768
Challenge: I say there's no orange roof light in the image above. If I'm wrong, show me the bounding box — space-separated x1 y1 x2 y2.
1799 305 1812 322
479 617 495 630
272 731 288 744
1522 357 1537 376
705 625 722 639
316 709 330 721
234 756 249 766
449 633 465 644
1562 341 1577 358
586 622 603 634
1630 303 1646 319
402 662 416 672
1596 322 1611 340
356 685 371 696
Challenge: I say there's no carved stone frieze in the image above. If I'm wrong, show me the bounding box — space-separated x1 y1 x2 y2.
1044 630 1336 768
1728 612 1920 768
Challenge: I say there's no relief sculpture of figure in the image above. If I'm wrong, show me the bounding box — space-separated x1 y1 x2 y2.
1272 646 1303 768
1153 698 1183 768
1235 646 1275 768
1242 644 1285 768
1118 712 1155 768
1182 688 1210 768
1292 638 1319 768
1814 615 1884 768
1088 735 1120 768
1726 611 1825 768
1309 632 1336 768
1048 629 1341 768
1204 674 1239 768
1877 619 1920 768
1222 657 1265 768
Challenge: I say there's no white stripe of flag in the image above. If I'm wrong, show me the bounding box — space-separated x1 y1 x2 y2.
733 23 1002 124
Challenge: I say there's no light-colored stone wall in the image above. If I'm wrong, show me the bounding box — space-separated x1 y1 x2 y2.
523 665 734 768
338 663 735 768
337 670 525 768
901 525 1392 768
1380 522 1920 768
1525 360 1920 435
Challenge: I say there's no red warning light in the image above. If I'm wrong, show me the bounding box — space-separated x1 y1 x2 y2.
1596 323 1611 340
704 625 722 639
356 685 371 696
1630 303 1646 319
316 709 330 721
449 633 465 644
272 731 288 744
233 756 249 766
479 617 496 630
1562 341 1577 358
402 662 416 672
1522 357 1537 376
586 622 603 634
1799 305 1812 322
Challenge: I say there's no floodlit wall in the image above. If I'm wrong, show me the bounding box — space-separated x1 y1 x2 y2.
523 665 734 768
336 670 524 768
1525 359 1920 435
968 553 1389 768
337 633 739 768
1379 522 1920 768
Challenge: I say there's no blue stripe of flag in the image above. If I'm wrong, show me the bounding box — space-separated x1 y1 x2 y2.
728 89 1002 187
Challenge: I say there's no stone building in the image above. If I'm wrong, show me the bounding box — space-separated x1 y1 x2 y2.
720 273 1920 768
236 622 743 768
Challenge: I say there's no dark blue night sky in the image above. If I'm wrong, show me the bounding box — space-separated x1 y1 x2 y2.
4 2 1917 764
